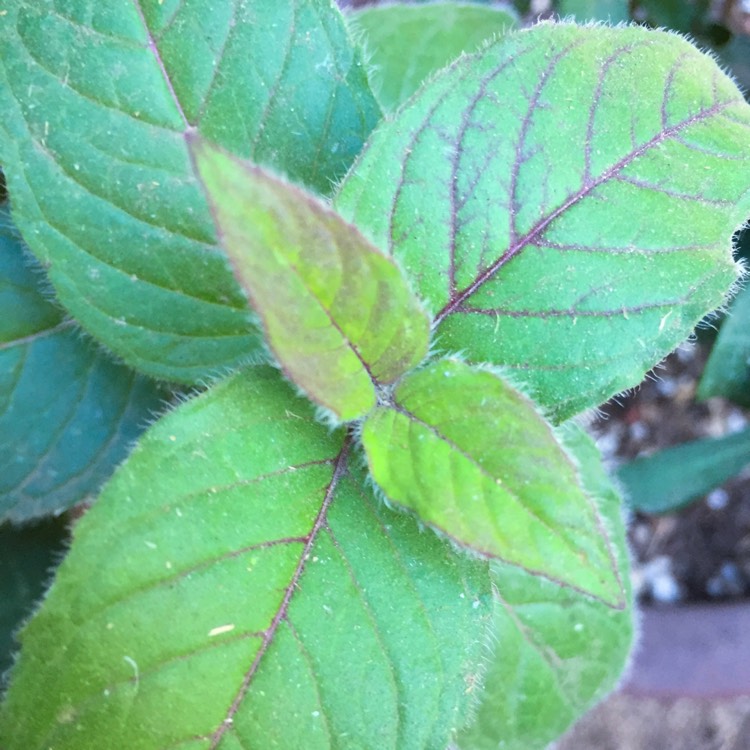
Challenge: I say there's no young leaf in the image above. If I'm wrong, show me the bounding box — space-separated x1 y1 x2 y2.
352 2 517 111
617 427 750 514
0 367 491 750
335 22 750 421
0 207 169 523
191 139 430 422
458 425 633 750
361 359 626 606
0 1 380 383
698 284 750 406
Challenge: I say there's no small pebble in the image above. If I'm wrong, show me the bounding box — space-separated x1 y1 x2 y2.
706 488 730 511
628 420 649 442
727 410 748 433
706 561 745 598
655 378 677 397
642 555 683 604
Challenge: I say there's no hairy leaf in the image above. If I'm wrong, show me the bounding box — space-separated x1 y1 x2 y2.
0 518 69 692
458 425 633 750
336 22 750 421
352 2 517 111
617 427 750 514
362 359 626 606
0 367 491 750
0 207 169 523
191 139 429 421
698 284 750 406
0 1 380 382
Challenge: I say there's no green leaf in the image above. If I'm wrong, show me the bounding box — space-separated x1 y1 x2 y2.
617 427 750 514
361 359 626 606
0 517 69 692
352 2 517 111
335 23 750 421
0 1 380 383
558 0 629 23
458 424 633 750
698 284 750 406
0 206 170 523
0 367 491 750
191 139 430 422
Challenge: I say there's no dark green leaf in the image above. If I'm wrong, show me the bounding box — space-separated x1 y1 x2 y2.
0 1 380 383
617 427 750 514
191 139 430 421
0 206 170 522
336 23 750 421
0 517 69 693
458 425 633 750
352 2 517 111
698 284 750 406
0 367 491 749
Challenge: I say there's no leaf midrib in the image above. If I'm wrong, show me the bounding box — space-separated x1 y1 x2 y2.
208 435 352 748
434 80 734 325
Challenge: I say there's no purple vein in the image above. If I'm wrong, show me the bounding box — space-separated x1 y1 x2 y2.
584 43 642 182
132 0 191 131
435 94 735 326
209 436 352 748
507 40 586 248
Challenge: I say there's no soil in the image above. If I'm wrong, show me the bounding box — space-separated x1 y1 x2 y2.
588 340 750 605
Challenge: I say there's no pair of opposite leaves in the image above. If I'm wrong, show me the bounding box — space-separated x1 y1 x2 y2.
190 139 624 608
188 17 750 607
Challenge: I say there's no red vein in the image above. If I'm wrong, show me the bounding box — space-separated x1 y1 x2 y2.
209 435 352 747
434 95 736 326
132 0 191 131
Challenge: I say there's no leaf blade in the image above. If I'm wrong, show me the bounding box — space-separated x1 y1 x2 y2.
352 2 517 111
191 139 430 421
0 367 491 749
458 425 633 750
335 23 750 420
0 206 169 523
0 0 380 382
361 359 626 606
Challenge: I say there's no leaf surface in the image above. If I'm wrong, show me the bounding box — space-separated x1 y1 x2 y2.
361 359 625 606
458 424 633 750
0 206 169 523
335 23 750 420
0 367 491 750
698 283 750 406
617 427 750 514
352 2 517 111
191 140 430 421
0 1 380 382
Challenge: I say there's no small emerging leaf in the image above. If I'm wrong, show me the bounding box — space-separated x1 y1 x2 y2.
361 359 626 606
191 139 430 421
336 22 750 421
352 1 517 111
